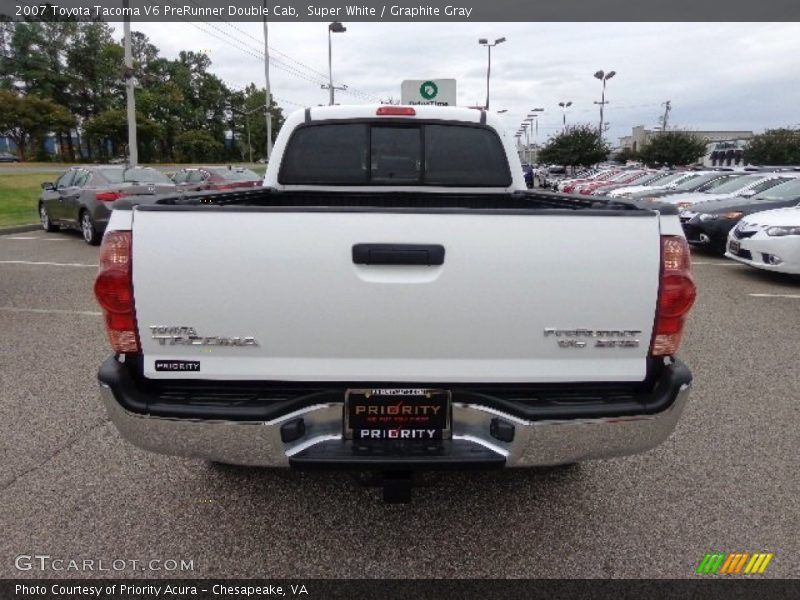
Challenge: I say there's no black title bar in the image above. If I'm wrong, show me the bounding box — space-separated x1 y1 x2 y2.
2 0 799 22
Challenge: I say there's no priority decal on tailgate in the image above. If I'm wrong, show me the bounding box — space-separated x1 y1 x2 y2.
154 360 201 372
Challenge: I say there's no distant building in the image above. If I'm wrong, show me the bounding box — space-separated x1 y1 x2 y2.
701 139 750 167
618 125 754 166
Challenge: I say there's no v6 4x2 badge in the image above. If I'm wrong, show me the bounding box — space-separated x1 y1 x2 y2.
544 328 641 349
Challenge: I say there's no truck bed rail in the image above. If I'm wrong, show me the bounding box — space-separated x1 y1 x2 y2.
128 187 659 213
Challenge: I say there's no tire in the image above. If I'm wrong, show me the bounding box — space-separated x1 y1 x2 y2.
712 240 728 256
39 203 58 232
79 210 101 245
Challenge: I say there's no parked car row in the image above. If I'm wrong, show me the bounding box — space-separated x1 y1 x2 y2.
38 164 262 244
552 166 800 274
170 166 261 192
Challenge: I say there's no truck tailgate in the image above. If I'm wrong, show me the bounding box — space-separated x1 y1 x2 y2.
131 208 661 383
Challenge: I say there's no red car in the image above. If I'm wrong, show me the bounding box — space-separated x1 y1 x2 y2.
171 166 262 192
561 170 621 193
577 170 649 195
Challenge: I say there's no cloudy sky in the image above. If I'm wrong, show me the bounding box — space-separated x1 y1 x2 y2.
111 21 800 146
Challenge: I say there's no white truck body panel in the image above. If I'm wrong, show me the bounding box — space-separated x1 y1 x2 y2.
130 208 661 383
101 105 683 385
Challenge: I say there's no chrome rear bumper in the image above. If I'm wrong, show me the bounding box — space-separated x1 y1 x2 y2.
99 368 691 468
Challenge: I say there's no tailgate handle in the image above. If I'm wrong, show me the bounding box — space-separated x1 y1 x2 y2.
352 244 445 266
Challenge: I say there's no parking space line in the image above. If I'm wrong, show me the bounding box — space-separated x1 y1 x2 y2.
691 261 743 266
4 236 67 241
747 293 800 299
0 306 101 316
0 260 98 268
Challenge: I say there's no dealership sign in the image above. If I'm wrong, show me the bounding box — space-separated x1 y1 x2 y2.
401 79 457 106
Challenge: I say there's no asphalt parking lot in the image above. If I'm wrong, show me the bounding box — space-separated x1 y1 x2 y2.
1 228 798 579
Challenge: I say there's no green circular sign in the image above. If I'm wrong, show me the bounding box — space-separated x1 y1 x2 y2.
419 81 439 100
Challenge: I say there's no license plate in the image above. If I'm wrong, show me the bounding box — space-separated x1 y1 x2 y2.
729 240 741 254
344 388 451 441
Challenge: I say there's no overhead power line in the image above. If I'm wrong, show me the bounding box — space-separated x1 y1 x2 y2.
182 0 384 102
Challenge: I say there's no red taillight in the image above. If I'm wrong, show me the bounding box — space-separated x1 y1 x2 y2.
650 236 696 356
94 231 140 353
96 191 126 202
376 106 416 116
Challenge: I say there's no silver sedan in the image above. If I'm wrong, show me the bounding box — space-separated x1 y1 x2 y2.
39 166 175 245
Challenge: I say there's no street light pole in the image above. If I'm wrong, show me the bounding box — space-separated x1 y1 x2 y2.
558 101 572 129
593 69 616 140
660 100 672 132
246 115 252 164
486 44 491 109
232 105 267 164
521 122 529 163
478 37 506 110
327 24 333 106
526 110 543 164
325 22 347 105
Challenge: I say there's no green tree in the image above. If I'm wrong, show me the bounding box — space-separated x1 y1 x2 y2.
1 21 80 158
743 127 800 166
66 22 124 160
83 109 161 162
175 129 224 162
0 91 74 160
538 124 610 168
233 85 286 162
614 147 640 163
0 21 76 99
0 22 293 164
638 131 707 167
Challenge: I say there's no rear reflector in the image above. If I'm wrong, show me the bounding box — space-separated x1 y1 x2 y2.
94 231 140 353
96 191 127 202
650 236 696 356
376 106 416 116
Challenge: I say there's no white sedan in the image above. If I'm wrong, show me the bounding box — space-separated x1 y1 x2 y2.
725 205 800 274
606 171 696 198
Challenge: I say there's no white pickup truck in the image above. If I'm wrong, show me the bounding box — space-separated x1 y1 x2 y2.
95 105 696 501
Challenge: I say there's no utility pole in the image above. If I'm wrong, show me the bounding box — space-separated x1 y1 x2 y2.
660 100 672 132
263 0 272 161
123 0 137 165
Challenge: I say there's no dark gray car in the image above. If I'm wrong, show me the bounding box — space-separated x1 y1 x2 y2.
39 166 175 245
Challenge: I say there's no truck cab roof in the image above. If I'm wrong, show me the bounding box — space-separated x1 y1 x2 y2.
265 104 524 192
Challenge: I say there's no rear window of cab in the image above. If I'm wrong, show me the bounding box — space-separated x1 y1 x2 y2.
279 122 512 187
